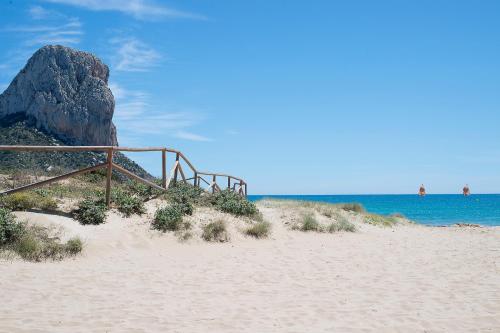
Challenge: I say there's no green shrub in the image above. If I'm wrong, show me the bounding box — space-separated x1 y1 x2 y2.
65 237 83 255
213 190 258 216
364 214 397 227
127 180 163 199
0 192 35 210
111 188 145 217
202 220 229 242
152 206 184 232
39 196 58 211
80 170 106 183
172 201 193 216
245 221 271 238
73 198 107 225
0 207 24 246
0 191 58 211
166 182 203 204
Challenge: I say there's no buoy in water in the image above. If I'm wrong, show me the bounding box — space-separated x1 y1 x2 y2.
418 184 426 196
463 184 470 196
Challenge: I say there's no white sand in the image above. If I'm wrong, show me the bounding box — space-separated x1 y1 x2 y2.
1 201 499 332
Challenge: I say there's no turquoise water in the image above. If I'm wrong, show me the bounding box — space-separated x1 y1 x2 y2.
248 194 500 226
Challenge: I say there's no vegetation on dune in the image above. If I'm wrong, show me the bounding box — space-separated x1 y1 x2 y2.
151 184 201 233
202 220 229 242
73 198 107 225
245 220 271 238
166 182 203 205
111 188 146 217
127 179 164 200
212 190 258 217
0 208 22 246
363 213 398 227
259 198 365 215
171 201 194 216
327 217 356 233
294 212 322 232
1 207 83 261
152 205 184 232
0 120 151 178
0 191 58 211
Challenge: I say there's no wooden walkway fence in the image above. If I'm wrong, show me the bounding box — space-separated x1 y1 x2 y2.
0 146 247 207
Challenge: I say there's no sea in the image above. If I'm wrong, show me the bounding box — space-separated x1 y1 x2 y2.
248 194 500 226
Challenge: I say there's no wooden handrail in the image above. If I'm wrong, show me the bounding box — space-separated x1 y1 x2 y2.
0 145 248 203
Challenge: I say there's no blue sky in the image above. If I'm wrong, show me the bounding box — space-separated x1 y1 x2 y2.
1 0 499 194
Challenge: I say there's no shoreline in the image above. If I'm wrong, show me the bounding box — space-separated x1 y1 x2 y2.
249 195 500 227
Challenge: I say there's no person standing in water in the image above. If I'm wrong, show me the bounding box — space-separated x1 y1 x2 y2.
419 184 426 196
463 184 470 196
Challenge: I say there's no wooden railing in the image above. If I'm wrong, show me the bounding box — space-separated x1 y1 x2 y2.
0 146 248 206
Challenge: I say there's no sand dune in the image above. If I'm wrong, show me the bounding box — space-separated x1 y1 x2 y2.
1 201 499 332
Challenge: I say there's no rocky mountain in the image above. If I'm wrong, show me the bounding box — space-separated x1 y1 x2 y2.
0 45 151 179
0 45 117 146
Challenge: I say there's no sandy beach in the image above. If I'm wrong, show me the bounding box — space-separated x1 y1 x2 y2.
1 200 499 333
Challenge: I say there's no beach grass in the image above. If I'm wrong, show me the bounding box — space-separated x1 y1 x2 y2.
293 212 322 232
245 220 271 238
202 219 229 242
364 213 398 227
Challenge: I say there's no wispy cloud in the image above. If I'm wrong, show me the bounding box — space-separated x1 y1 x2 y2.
174 131 212 142
43 0 207 21
0 8 83 79
111 83 212 142
29 5 52 19
4 18 83 46
28 5 65 20
110 37 161 72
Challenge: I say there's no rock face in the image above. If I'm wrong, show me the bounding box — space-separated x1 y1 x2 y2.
0 45 118 146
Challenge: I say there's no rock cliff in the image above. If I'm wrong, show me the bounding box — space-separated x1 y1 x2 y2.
0 45 118 146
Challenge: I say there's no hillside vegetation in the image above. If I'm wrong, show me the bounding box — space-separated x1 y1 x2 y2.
0 120 150 178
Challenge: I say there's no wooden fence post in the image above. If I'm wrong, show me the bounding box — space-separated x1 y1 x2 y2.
105 148 114 207
162 149 167 189
212 175 216 194
194 172 198 187
244 183 247 197
173 153 179 185
227 177 231 189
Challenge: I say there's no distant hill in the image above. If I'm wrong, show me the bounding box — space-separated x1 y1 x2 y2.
0 119 151 179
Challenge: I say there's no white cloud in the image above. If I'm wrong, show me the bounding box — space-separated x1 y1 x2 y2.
174 131 212 142
28 5 66 20
110 37 161 72
110 82 211 142
29 5 52 19
4 18 83 46
43 0 207 20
